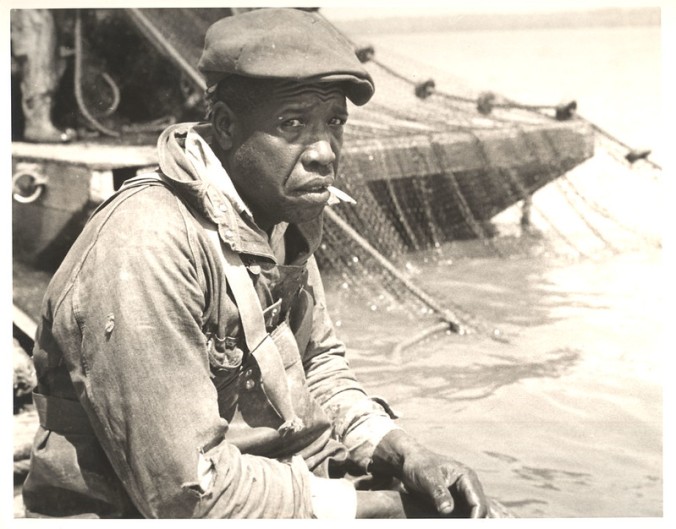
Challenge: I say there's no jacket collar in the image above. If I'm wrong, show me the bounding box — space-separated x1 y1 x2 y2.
156 122 323 265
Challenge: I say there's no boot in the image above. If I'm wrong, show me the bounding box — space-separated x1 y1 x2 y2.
11 10 74 143
22 92 75 143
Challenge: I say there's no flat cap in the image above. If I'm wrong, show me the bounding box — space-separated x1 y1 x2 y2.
198 8 375 106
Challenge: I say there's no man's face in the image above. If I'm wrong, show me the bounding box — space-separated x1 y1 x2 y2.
222 82 348 230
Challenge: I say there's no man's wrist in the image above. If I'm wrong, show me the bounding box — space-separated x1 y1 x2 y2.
368 429 421 477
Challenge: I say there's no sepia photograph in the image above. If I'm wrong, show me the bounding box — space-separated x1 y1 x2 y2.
5 0 669 522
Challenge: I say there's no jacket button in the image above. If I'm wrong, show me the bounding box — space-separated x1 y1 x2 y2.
248 264 261 275
218 203 228 213
244 379 255 390
224 229 234 239
244 368 253 377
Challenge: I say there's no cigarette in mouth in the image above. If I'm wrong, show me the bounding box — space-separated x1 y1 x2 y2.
327 185 357 205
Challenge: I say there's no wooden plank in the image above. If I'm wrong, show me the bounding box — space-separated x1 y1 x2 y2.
12 142 158 170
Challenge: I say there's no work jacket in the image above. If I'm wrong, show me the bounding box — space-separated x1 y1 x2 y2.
22 123 398 518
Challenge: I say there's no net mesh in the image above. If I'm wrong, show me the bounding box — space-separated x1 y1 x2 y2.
311 18 661 337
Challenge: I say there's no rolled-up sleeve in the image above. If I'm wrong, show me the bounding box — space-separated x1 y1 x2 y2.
51 188 315 518
302 257 401 472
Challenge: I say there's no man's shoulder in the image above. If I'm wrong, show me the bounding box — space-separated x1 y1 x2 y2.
95 181 189 233
64 181 201 265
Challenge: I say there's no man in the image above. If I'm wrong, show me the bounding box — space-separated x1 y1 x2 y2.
23 9 503 518
11 10 75 143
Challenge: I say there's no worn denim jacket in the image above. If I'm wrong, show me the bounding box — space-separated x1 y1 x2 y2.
22 123 398 518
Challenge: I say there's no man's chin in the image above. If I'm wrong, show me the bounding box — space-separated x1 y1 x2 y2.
283 204 326 226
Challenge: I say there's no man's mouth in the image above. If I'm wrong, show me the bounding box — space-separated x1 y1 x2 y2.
293 177 334 196
301 184 330 193
290 179 356 206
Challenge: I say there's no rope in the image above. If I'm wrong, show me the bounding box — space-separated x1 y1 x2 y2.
502 168 590 258
74 10 120 137
417 168 444 249
98 72 121 118
579 116 661 171
560 175 661 248
505 127 595 258
125 8 207 92
383 177 423 251
440 90 559 113
325 207 509 343
325 208 465 332
391 321 450 359
554 178 620 254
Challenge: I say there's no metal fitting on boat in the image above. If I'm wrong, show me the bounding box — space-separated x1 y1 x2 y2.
477 91 496 115
625 149 651 164
415 79 436 99
12 166 47 204
355 44 375 63
555 100 577 120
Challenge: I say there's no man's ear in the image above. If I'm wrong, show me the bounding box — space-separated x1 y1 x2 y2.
211 101 237 151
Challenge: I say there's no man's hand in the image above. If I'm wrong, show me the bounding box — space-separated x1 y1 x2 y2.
369 429 489 518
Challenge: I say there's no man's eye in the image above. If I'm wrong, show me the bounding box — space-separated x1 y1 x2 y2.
282 118 304 128
329 117 346 127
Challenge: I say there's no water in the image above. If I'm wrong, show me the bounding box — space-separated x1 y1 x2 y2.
325 24 663 517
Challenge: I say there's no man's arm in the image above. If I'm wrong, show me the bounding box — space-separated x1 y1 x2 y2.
300 256 489 518
301 257 401 469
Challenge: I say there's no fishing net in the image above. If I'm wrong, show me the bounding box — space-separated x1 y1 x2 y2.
311 14 661 337
22 8 661 340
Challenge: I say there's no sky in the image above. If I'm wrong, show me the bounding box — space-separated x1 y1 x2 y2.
322 0 664 18
0 0 666 13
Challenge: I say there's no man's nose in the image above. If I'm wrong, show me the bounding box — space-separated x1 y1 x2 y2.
301 140 336 169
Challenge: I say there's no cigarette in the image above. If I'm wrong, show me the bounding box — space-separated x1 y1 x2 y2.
327 185 357 205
